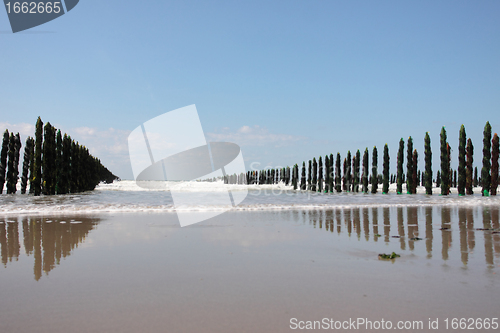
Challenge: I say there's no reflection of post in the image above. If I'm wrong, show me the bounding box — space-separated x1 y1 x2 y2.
0 223 7 266
414 207 419 243
482 208 494 267
325 210 334 233
362 208 369 241
292 210 300 227
425 207 433 258
383 207 390 243
458 207 468 265
42 222 56 275
55 221 62 265
62 220 72 257
33 218 98 280
466 208 475 252
441 207 451 261
7 221 20 262
371 207 378 242
397 207 405 250
319 210 323 229
353 208 361 240
325 211 330 232
34 221 42 281
329 210 334 233
22 217 33 255
493 207 500 229
336 210 342 234
407 207 418 251
345 209 352 236
492 207 500 256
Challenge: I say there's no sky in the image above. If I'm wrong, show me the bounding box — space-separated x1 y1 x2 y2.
1 0 499 180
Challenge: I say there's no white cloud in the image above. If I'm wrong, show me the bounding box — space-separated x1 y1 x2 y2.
70 126 130 156
0 123 130 158
238 125 252 134
74 127 96 136
0 122 35 138
207 125 306 148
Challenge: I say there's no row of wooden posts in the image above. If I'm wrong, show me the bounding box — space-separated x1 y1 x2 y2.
0 117 118 195
225 122 499 196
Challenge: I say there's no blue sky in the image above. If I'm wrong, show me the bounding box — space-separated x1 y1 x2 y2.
1 0 499 179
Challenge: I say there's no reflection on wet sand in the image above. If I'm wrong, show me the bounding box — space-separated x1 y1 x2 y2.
0 217 99 280
353 208 360 240
441 207 451 261
1 206 500 281
336 209 341 234
383 207 390 243
493 207 500 257
425 206 433 258
483 208 493 267
459 207 468 265
362 207 369 242
407 206 418 251
298 206 500 267
467 208 476 253
0 221 20 266
345 209 352 236
397 207 405 250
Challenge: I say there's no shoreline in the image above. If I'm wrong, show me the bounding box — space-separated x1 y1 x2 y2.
1 185 500 218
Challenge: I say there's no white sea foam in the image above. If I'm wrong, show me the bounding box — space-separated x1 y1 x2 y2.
95 180 289 192
0 180 498 217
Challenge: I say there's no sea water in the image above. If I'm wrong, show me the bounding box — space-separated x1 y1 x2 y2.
1 180 499 216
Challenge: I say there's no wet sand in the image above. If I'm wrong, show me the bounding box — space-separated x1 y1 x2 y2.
0 207 499 332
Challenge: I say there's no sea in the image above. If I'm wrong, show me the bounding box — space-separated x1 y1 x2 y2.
1 180 499 216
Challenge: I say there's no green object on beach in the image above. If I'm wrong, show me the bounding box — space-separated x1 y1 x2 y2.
378 252 400 260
